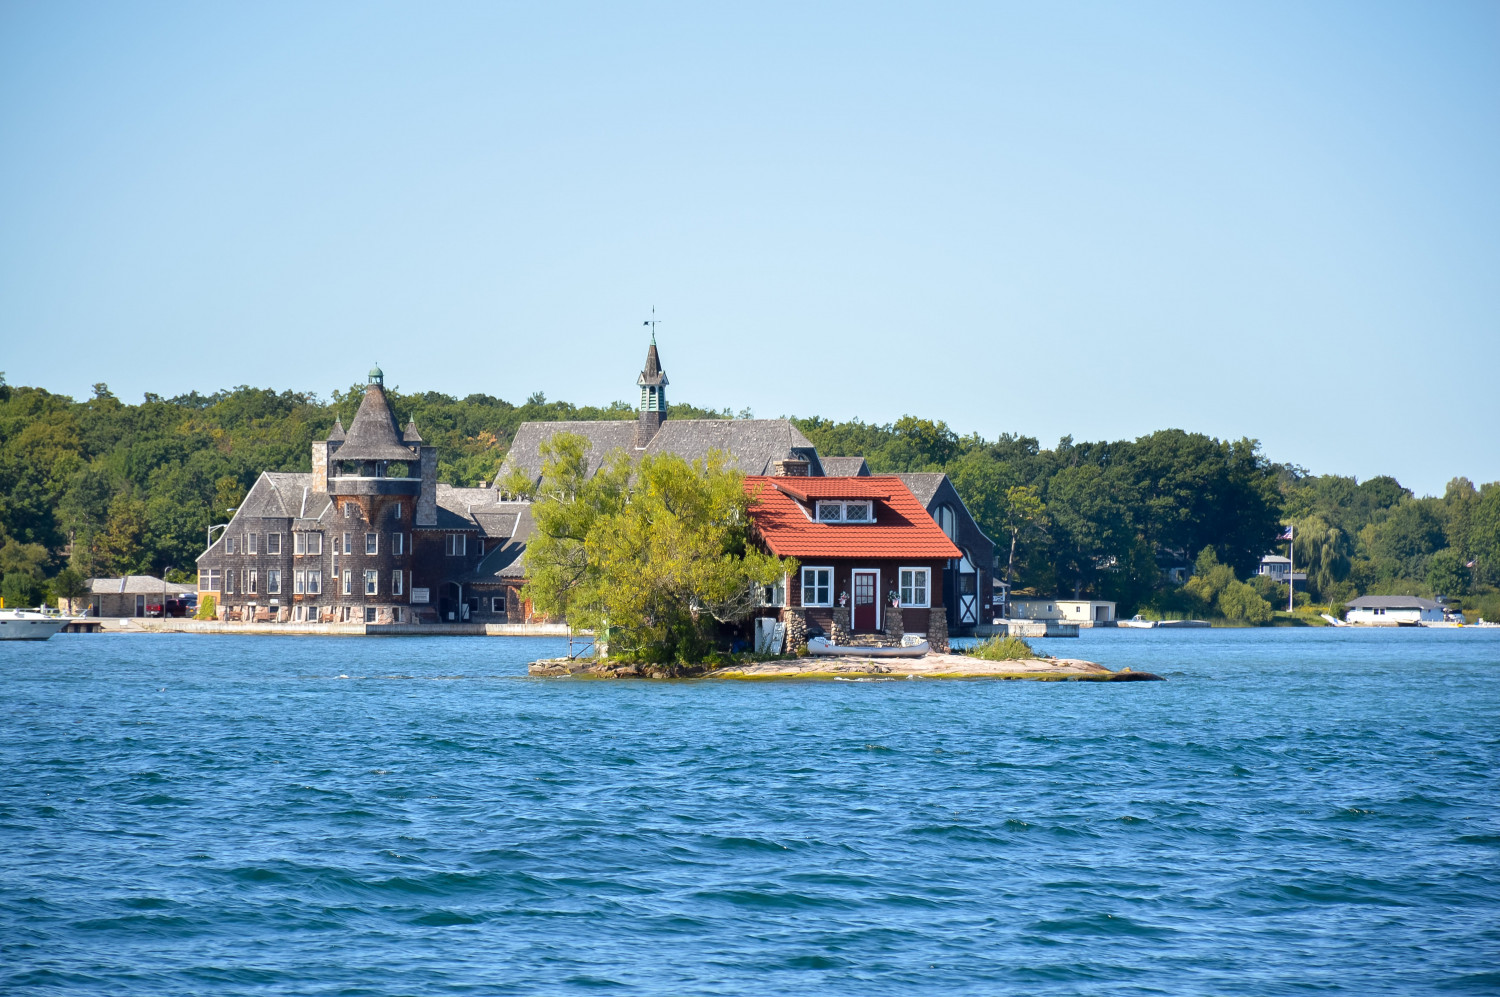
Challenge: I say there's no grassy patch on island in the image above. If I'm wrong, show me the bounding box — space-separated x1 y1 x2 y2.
962 635 1038 661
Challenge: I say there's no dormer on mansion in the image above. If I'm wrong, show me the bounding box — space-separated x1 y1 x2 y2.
195 367 532 624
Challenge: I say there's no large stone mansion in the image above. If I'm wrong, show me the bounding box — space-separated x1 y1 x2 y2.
197 344 994 632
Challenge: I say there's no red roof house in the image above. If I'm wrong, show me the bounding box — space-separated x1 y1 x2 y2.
745 475 961 647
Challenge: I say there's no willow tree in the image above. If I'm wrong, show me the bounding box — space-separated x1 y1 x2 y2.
522 433 791 664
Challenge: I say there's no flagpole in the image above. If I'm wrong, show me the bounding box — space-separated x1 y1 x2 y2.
1288 524 1295 613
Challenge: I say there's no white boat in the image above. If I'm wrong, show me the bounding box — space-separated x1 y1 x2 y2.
806 637 930 658
1156 619 1211 629
1119 615 1157 629
0 609 78 641
1320 613 1350 627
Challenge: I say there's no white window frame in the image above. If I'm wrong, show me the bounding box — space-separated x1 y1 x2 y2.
392 570 404 596
364 570 378 595
294 570 305 595
365 532 379 555
342 569 352 595
266 532 281 555
491 595 505 613
246 533 258 555
759 578 786 607
446 534 466 557
307 533 322 556
267 569 281 595
246 569 258 594
801 566 833 607
226 536 238 555
294 533 306 555
394 503 403 521
393 532 405 556
899 567 931 608
307 570 322 595
342 533 352 555
225 569 236 594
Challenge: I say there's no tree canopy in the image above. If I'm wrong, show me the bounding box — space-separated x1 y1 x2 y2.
521 433 790 663
2 373 1496 621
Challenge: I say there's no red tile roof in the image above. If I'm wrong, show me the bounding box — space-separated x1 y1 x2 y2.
744 476 963 559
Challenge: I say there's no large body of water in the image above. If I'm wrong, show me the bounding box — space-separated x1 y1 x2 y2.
2 628 1497 995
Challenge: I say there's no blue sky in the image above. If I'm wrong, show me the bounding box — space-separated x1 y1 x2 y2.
2 1 1495 496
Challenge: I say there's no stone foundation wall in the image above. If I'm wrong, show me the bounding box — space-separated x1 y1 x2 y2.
883 601 905 643
782 607 808 654
831 606 852 645
927 607 949 652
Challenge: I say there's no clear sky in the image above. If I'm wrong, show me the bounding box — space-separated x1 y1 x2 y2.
2 1 1496 496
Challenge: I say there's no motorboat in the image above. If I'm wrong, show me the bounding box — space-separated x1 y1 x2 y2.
1119 615 1157 629
1156 619 1211 629
806 636 930 658
0 608 78 641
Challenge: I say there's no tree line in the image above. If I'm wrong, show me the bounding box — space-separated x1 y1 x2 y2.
1 374 1496 621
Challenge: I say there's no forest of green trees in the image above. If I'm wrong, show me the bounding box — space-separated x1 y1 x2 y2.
2 373 1497 622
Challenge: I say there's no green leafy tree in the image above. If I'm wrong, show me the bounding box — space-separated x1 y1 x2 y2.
998 485 1048 615
1425 548 1468 598
50 566 89 612
1 573 43 609
523 433 790 664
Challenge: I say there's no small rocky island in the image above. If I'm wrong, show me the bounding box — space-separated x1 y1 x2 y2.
530 650 1162 681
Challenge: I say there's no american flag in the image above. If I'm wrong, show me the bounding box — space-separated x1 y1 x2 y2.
1279 526 1293 540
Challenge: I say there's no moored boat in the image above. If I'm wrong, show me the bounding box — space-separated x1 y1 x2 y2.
1119 615 1157 629
0 609 78 641
1156 619 1211 629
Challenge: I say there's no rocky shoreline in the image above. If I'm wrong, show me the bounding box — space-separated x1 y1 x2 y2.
529 651 1162 681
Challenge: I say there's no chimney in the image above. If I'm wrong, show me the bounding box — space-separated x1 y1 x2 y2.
773 457 810 477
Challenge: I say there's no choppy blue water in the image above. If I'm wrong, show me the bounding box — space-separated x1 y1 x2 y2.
2 629 1498 995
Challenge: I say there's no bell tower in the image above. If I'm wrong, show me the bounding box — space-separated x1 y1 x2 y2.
635 334 668 449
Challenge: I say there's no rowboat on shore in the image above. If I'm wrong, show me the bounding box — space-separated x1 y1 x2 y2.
806 637 930 658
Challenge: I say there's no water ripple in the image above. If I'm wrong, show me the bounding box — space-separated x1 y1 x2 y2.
1 629 1497 995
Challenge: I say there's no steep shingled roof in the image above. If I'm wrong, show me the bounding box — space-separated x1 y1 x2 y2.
497 419 823 485
821 456 870 477
467 504 536 581
334 383 418 462
745 475 961 560
637 340 666 386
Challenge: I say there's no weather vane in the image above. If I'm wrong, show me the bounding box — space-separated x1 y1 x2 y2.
643 306 661 344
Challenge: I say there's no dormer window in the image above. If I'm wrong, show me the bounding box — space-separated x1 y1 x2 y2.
816 500 874 523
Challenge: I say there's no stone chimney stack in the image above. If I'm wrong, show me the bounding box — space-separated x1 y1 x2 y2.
773 457 810 477
311 440 329 491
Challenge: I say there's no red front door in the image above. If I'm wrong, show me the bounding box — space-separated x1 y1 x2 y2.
853 571 878 632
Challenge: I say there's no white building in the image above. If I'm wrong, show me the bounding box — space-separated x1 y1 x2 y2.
1344 595 1444 626
1256 555 1307 583
1007 598 1116 625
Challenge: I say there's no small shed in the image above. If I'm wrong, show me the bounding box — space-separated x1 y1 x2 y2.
80 576 197 618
